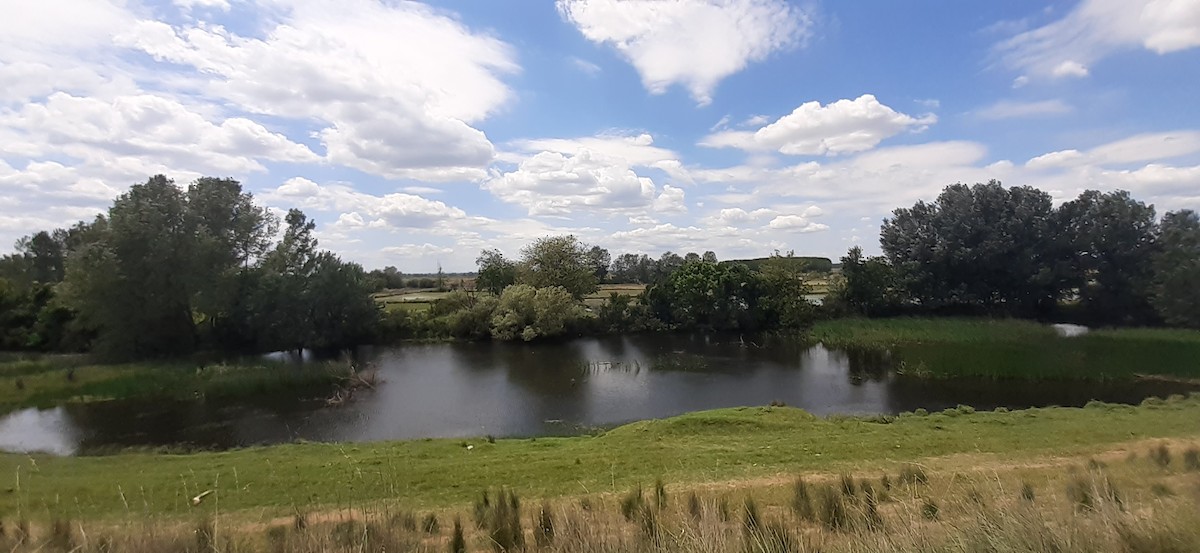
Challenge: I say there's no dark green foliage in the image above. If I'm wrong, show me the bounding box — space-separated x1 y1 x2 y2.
829 246 903 316
645 259 776 331
729 256 832 274
37 175 380 359
1152 210 1200 327
516 235 598 299
476 249 517 295
1058 190 1159 325
881 181 1064 317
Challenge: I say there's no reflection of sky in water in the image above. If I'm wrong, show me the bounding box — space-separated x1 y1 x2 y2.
0 407 78 455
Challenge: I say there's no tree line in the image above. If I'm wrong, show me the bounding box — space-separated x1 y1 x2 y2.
831 181 1200 328
0 175 377 358
380 234 820 341
3 176 1197 359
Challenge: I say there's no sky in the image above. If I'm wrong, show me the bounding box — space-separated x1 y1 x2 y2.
1 0 1199 272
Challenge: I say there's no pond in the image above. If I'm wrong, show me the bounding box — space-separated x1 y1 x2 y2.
0 333 1193 455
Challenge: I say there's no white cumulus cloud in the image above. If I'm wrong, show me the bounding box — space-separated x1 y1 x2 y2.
701 95 936 156
557 0 811 105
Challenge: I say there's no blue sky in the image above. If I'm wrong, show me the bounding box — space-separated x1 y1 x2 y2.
2 0 1198 271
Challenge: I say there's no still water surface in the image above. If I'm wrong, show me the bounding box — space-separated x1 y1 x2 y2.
0 333 1191 455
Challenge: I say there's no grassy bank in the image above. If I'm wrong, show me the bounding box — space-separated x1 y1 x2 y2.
0 356 349 413
3 394 1199 522
810 317 1200 380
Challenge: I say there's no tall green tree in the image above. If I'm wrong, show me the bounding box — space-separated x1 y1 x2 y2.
881 181 1062 315
476 249 517 295
758 253 816 329
63 175 197 357
188 177 278 344
648 260 762 330
832 246 902 316
1151 209 1200 328
516 235 598 299
585 246 611 282
1057 190 1158 324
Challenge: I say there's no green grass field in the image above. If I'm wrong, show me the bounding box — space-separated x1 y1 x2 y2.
3 395 1198 521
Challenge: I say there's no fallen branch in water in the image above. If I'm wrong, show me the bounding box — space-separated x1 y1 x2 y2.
325 363 381 406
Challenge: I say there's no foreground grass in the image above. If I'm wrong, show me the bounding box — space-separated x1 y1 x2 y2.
2 394 1199 522
810 317 1200 380
3 414 1200 552
0 357 347 413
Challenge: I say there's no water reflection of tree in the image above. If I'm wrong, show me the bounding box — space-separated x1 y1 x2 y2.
492 340 593 428
826 346 894 384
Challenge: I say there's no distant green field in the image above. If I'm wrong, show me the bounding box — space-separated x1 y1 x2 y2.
377 284 649 312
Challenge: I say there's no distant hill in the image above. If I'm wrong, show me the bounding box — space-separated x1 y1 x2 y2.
723 256 834 274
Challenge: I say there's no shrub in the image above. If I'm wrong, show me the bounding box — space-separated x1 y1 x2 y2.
654 478 667 510
476 489 524 552
745 520 797 553
1021 482 1036 502
791 478 815 522
816 485 849 531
